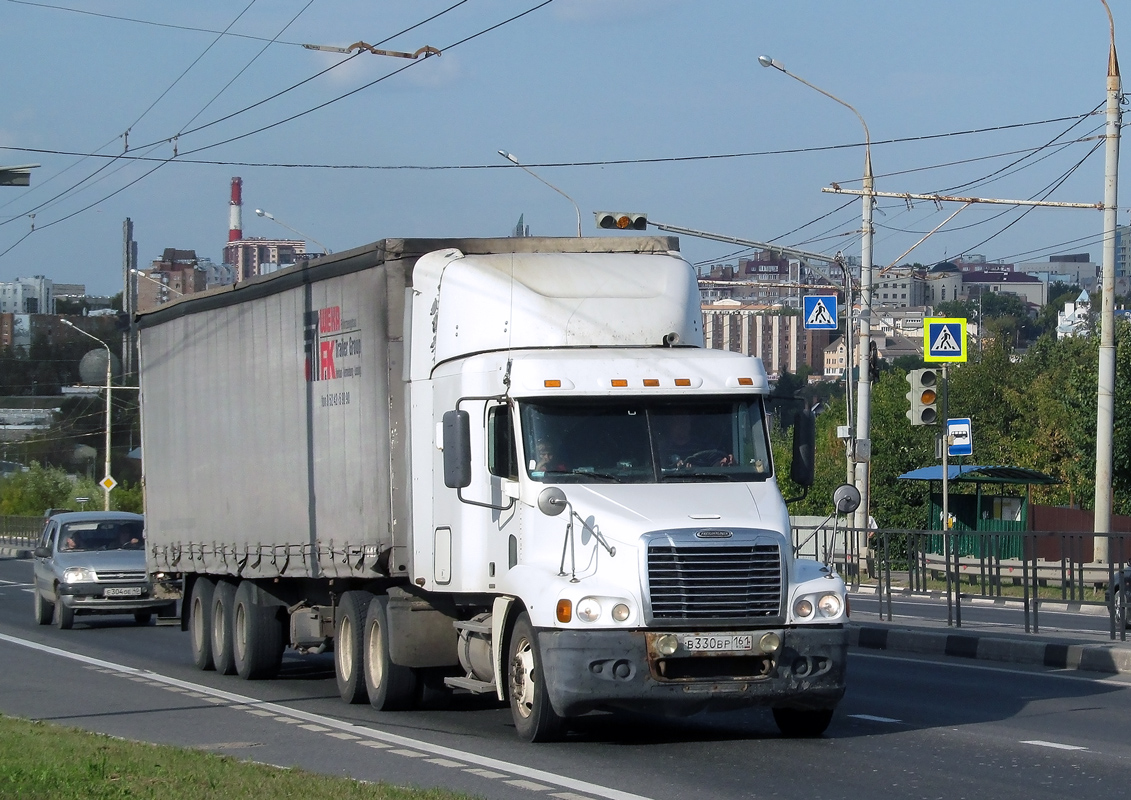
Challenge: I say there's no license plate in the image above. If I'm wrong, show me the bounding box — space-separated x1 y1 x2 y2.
679 634 754 652
104 587 143 597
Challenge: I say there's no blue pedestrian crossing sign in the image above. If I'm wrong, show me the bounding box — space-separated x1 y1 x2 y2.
923 317 967 362
803 295 838 330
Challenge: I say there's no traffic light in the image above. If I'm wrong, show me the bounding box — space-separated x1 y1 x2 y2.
905 368 938 426
595 211 647 230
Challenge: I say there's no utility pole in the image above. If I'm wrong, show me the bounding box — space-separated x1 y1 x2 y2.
122 219 137 378
1095 0 1122 560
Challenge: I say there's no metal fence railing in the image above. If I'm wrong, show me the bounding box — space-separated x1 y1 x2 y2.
792 524 1131 641
0 516 42 548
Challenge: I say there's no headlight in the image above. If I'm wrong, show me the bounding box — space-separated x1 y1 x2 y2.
818 593 843 618
576 597 602 622
656 633 679 656
63 567 95 584
794 598 814 618
611 603 631 622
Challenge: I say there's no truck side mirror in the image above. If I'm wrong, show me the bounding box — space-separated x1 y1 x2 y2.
442 410 472 489
790 408 816 489
833 483 861 514
34 545 51 559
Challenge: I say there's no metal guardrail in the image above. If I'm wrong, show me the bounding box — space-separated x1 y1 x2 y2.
0 516 42 548
793 524 1131 642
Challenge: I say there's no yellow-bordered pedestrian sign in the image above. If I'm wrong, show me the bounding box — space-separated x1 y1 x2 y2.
923 317 967 362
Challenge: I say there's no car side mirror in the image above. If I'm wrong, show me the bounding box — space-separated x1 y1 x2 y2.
34 546 51 559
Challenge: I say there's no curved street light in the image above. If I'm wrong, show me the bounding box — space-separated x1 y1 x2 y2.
759 54 875 533
498 150 582 237
61 320 113 510
254 208 332 255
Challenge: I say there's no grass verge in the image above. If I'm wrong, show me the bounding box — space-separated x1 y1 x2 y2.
0 714 479 800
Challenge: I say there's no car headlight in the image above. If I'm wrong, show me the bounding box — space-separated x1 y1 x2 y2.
794 598 814 618
818 593 843 618
63 567 95 584
576 597 602 622
611 603 631 622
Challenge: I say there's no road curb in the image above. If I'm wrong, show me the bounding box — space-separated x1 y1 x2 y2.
849 623 1131 675
0 545 31 559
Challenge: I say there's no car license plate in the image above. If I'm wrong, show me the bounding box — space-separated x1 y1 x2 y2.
104 587 143 597
679 634 753 652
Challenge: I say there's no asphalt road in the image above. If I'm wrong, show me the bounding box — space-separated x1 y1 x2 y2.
2 554 1130 800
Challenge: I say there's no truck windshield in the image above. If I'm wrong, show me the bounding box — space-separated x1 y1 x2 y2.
519 398 772 484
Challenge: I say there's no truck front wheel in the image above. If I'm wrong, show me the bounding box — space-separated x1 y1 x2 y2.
507 612 565 742
189 578 215 670
772 707 834 738
363 595 418 711
211 580 238 675
335 591 370 704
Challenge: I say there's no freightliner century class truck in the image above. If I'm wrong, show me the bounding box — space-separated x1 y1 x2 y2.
138 236 848 741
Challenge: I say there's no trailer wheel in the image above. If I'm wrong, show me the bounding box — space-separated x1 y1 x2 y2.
363 594 418 711
507 611 565 742
33 586 53 625
233 581 284 680
210 580 238 675
189 577 215 670
772 707 834 738
53 594 74 630
335 591 370 704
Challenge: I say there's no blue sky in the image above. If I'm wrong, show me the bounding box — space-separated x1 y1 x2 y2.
1 0 1126 295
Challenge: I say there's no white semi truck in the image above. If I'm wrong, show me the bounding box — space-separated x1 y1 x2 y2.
138 236 848 741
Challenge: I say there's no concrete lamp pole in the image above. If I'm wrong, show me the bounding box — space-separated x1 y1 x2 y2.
759 55 875 533
1095 0 1122 560
498 151 583 237
62 320 113 511
254 209 332 255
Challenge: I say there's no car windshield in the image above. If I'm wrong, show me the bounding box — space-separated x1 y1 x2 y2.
59 521 144 552
519 397 772 484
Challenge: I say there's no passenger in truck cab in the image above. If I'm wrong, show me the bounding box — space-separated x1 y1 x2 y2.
656 414 734 468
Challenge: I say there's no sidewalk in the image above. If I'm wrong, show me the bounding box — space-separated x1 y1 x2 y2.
847 586 1131 676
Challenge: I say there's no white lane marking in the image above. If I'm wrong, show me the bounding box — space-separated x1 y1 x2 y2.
851 650 1131 687
508 779 552 791
1021 740 1088 751
390 748 427 758
848 714 901 724
0 580 33 587
359 741 391 749
0 631 655 800
299 724 330 732
553 794 598 800
245 709 275 717
466 768 509 779
327 732 360 741
427 758 466 768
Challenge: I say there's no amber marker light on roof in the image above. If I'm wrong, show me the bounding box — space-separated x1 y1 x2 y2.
675 378 692 386
544 379 562 388
611 379 628 387
643 378 660 387
738 377 754 386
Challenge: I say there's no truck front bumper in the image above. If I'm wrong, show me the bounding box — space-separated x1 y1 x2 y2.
536 626 847 718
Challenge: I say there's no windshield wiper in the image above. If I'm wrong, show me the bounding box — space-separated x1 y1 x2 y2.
661 472 737 482
543 469 625 483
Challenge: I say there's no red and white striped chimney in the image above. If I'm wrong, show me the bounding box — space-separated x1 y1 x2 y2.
228 177 243 242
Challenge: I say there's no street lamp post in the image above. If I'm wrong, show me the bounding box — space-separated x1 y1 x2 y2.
62 320 113 511
759 55 875 533
254 209 332 255
498 150 582 237
130 268 184 307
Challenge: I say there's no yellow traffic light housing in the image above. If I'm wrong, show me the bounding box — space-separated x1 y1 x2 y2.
905 368 938 426
595 211 647 230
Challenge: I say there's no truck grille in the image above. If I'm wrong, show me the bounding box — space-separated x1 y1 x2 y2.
647 542 782 620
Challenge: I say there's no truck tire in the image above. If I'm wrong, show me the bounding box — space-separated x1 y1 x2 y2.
211 580 238 675
335 591 370 704
33 586 53 625
507 611 565 742
363 594 418 711
772 707 834 738
232 581 284 680
53 595 74 630
189 577 216 671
